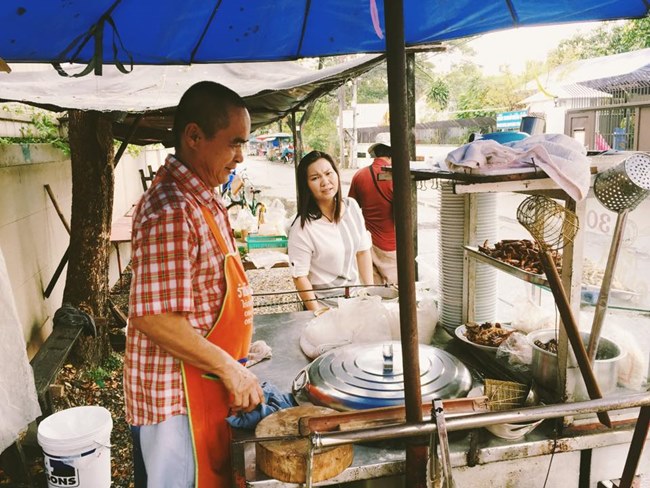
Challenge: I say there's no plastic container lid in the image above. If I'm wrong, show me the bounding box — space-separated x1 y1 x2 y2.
480 132 529 144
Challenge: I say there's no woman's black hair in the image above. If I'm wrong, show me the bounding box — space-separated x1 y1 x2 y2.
295 150 342 228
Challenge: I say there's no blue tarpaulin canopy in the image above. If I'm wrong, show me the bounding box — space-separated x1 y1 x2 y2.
1 3 648 485
0 1 647 66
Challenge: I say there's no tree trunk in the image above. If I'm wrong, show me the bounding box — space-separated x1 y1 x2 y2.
63 110 114 366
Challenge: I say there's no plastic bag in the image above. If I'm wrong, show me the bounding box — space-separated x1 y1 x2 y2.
384 294 438 345
496 331 533 372
510 295 554 334
233 206 258 233
0 247 41 451
260 199 287 236
300 295 393 359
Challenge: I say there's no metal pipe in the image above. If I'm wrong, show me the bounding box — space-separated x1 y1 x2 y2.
384 0 421 425
313 392 650 449
384 1 425 485
619 405 650 488
587 210 628 362
114 113 143 167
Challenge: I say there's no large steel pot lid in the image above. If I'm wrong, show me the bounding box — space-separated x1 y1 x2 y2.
292 341 472 411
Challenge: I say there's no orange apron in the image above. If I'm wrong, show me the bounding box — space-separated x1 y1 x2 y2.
181 206 253 488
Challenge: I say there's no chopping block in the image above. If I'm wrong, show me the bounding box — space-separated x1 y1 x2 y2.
255 405 354 483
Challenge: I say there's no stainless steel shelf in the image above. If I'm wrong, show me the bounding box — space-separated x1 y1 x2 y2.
465 246 650 313
464 246 549 287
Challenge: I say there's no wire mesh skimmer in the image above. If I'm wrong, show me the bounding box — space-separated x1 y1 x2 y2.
517 195 611 428
587 153 650 362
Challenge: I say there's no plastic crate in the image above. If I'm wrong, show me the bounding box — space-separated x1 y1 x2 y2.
246 234 288 252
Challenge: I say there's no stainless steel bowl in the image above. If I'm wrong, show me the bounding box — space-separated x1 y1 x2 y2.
528 329 624 401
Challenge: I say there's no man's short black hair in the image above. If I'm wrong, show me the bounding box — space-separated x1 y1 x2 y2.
172 81 247 150
369 143 391 158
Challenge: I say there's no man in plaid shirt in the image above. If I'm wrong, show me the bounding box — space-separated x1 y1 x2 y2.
124 82 264 487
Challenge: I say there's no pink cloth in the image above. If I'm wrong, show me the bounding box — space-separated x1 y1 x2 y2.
445 134 591 201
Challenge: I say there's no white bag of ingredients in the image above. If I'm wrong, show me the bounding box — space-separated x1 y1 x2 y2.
300 295 392 359
385 294 438 345
232 206 258 234
511 295 554 333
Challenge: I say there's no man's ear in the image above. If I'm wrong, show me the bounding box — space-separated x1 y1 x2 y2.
184 123 202 149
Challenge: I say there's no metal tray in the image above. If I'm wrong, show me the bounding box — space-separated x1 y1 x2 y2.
464 246 549 287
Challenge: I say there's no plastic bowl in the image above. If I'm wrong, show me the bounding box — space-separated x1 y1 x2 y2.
486 418 544 440
480 132 529 144
468 386 543 440
362 286 399 301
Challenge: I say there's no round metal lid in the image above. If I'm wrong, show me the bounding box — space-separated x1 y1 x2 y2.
299 341 472 410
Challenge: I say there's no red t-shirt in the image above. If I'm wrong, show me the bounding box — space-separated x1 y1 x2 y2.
348 158 395 251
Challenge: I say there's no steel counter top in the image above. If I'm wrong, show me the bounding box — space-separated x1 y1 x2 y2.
236 311 642 487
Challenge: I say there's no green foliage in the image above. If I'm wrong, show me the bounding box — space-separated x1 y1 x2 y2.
85 366 110 388
103 353 122 372
425 77 450 111
547 17 650 68
356 65 388 103
85 353 121 388
113 140 144 158
302 95 338 154
0 113 70 156
615 16 650 52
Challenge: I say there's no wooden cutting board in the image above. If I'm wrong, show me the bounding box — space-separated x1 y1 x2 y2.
255 405 354 483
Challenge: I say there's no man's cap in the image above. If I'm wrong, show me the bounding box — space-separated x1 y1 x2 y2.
368 143 391 158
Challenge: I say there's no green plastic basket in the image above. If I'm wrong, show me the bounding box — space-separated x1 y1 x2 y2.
246 234 288 251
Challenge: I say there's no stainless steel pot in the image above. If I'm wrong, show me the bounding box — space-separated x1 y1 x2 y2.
528 329 624 401
292 341 472 411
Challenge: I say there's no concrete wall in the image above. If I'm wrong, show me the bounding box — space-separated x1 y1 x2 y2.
0 142 166 357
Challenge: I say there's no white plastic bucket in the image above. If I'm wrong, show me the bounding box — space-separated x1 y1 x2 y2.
37 406 112 488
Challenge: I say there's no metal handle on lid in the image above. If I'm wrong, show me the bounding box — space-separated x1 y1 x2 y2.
382 343 394 372
292 368 309 395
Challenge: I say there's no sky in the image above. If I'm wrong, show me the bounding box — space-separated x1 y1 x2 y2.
428 20 613 75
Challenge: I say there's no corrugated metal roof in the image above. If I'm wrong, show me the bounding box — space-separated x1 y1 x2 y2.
527 48 650 100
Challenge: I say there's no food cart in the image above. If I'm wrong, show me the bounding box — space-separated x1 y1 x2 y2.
231 151 650 487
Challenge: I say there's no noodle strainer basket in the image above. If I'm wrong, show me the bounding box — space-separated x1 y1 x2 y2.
587 153 650 362
593 152 650 212
517 195 611 427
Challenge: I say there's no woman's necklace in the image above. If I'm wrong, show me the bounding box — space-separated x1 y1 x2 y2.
322 213 334 223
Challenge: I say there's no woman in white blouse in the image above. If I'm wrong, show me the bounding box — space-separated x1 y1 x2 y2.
288 150 373 312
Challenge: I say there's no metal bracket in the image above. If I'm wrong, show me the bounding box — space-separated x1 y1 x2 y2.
305 434 317 488
433 398 455 488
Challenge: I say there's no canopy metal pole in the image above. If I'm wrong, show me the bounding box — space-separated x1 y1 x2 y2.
384 1 425 486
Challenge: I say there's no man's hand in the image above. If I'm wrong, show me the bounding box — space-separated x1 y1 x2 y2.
130 313 265 412
221 358 265 413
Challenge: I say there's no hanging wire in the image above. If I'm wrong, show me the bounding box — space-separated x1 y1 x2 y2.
251 283 397 309
251 282 395 298
542 423 561 488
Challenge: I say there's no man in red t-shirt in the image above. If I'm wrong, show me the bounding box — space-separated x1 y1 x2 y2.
348 143 397 285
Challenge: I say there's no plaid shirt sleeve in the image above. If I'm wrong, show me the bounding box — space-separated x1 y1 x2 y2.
129 206 196 318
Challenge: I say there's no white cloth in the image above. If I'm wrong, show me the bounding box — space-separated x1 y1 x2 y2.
288 198 372 302
246 340 272 368
0 247 41 451
445 134 591 201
